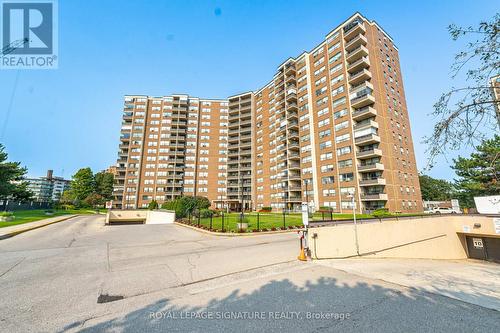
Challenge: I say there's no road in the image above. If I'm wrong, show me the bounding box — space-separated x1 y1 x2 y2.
0 215 498 332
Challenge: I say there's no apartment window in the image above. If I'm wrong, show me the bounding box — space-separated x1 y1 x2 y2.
338 159 352 168
321 164 334 173
332 96 346 108
319 129 331 139
320 152 333 161
318 118 330 127
331 74 344 85
329 52 341 63
334 109 347 119
337 146 351 156
319 140 332 150
335 121 349 131
321 176 335 184
335 133 350 143
318 107 329 117
323 189 336 197
339 173 354 182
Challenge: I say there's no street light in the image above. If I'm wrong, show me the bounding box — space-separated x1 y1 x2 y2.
348 190 360 256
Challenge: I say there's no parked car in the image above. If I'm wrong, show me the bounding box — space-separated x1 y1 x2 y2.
424 207 460 214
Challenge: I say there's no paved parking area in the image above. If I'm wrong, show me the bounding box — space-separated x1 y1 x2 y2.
314 258 500 311
0 215 498 332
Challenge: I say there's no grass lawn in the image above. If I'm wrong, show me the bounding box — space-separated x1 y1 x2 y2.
190 212 376 232
0 209 103 228
187 211 426 232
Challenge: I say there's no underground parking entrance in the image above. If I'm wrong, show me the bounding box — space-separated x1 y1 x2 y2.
466 236 500 263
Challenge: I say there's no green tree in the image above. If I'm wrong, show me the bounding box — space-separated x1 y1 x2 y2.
84 193 104 211
418 174 456 201
71 168 95 201
452 135 500 208
148 200 159 210
425 14 500 166
95 171 114 200
0 143 33 201
161 196 211 218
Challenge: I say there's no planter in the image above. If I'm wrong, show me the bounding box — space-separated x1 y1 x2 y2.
0 216 14 222
236 222 248 231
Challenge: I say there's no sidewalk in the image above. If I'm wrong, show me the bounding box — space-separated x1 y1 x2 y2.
0 215 78 240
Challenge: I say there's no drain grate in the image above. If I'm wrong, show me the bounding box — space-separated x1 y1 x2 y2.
97 293 124 304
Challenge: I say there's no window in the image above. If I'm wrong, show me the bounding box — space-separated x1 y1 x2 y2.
335 121 349 131
335 133 350 143
337 146 351 156
334 109 347 119
339 173 354 182
321 176 335 184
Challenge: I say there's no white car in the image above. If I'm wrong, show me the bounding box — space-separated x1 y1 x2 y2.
424 207 460 214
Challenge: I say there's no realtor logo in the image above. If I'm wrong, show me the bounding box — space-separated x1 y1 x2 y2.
1 0 58 69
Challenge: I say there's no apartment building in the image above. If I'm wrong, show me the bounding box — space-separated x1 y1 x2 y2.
113 13 422 213
26 170 71 202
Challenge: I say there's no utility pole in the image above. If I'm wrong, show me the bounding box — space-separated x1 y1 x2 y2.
349 190 360 256
240 172 244 221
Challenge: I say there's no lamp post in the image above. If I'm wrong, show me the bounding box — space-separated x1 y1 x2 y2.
348 191 360 256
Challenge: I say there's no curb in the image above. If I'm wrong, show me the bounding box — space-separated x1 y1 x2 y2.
0 214 80 240
174 222 304 236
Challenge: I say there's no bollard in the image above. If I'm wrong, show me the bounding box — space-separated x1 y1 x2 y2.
197 215 200 227
222 212 225 232
283 210 286 229
210 215 213 230
257 213 260 230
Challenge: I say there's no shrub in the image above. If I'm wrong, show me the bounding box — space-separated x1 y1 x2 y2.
161 196 211 218
319 206 333 211
198 209 214 218
260 206 272 212
148 200 159 210
0 211 14 217
372 208 392 218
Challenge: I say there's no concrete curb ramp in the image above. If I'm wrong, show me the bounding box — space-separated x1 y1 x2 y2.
0 214 79 240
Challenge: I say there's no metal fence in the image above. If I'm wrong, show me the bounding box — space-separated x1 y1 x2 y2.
0 200 52 211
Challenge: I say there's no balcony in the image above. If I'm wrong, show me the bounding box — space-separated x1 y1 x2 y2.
344 34 368 52
343 20 366 40
350 93 375 109
360 193 388 201
358 162 385 172
349 68 372 85
346 43 369 63
347 56 370 73
288 174 301 181
355 133 381 145
287 112 298 120
359 178 386 186
288 163 301 170
288 186 302 192
357 148 383 159
352 106 377 121
354 119 378 130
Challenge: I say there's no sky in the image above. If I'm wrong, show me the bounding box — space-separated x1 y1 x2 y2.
0 0 498 180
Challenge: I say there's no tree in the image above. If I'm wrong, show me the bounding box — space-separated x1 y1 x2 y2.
95 171 114 200
425 14 500 166
418 174 456 201
452 135 500 208
83 193 104 210
148 200 159 210
161 196 211 218
71 168 95 201
59 189 76 206
0 143 33 201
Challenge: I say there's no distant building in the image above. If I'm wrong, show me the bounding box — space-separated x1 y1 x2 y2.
105 165 117 176
26 170 71 202
423 199 460 212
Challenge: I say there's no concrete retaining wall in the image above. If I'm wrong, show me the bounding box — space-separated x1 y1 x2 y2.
106 210 175 225
308 215 499 260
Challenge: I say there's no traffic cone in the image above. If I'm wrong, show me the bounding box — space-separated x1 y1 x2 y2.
298 246 307 261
